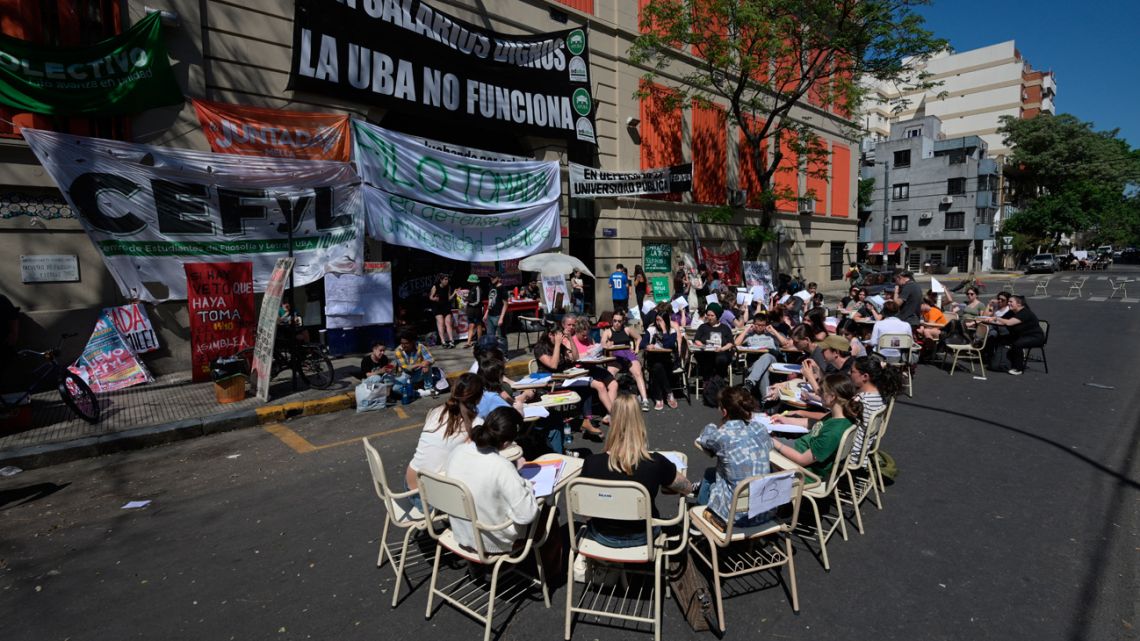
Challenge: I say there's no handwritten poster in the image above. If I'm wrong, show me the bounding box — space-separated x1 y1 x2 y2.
185 262 256 383
103 303 160 354
324 262 394 329
69 312 152 393
252 258 294 401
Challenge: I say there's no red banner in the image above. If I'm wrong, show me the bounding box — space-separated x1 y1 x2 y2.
185 262 256 382
191 99 352 161
700 248 743 286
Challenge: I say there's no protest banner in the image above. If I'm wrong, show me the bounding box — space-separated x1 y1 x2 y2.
353 120 560 210
541 275 568 312
650 276 670 303
22 128 362 302
103 303 159 354
289 0 596 143
192 99 352 161
569 163 692 198
0 13 181 115
185 262 256 382
69 313 152 393
362 185 560 262
700 248 743 285
252 258 294 402
743 261 774 291
643 243 672 273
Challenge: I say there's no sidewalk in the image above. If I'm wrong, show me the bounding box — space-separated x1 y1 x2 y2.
0 344 530 470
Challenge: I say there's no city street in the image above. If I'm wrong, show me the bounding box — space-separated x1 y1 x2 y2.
2 268 1138 641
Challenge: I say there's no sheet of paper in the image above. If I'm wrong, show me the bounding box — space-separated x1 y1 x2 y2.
671 296 689 313
519 460 563 497
560 376 592 388
747 471 796 518
523 405 550 419
121 500 151 510
766 421 809 435
869 294 886 309
706 293 719 305
642 299 657 314
517 373 552 385
931 276 945 293
660 451 687 472
734 292 753 306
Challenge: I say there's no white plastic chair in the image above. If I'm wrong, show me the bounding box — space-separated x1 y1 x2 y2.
1067 276 1088 297
563 473 689 641
946 329 988 379
688 470 806 631
362 438 438 607
1033 279 1049 296
1108 279 1129 300
417 470 553 641
868 398 897 495
771 424 859 571
876 333 915 397
846 407 889 519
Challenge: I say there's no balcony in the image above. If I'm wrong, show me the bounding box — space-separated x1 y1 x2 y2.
979 158 999 175
976 191 995 208
1042 96 1055 114
974 224 994 240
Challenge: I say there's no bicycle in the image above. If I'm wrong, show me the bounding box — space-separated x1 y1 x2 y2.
234 339 335 390
1 333 100 424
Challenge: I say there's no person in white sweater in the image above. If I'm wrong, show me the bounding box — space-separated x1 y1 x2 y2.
405 373 483 509
444 407 538 555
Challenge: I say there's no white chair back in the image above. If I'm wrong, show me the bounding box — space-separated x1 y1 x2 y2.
820 425 859 490
566 478 655 561
417 470 495 561
848 406 888 471
721 470 804 539
363 438 404 523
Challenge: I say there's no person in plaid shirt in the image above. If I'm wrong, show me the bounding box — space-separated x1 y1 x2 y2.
395 330 439 396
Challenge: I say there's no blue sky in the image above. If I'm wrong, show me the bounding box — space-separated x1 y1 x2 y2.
915 0 1139 148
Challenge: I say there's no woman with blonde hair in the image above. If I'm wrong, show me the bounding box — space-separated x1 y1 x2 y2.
580 393 693 547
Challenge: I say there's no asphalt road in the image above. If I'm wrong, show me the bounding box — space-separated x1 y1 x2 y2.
3 267 1138 641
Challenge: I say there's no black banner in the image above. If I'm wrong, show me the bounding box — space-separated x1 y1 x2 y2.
288 0 596 144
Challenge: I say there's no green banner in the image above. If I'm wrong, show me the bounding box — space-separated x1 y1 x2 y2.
644 242 672 273
650 276 670 303
0 13 182 115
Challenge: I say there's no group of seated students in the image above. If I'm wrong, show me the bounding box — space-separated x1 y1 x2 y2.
401 350 902 552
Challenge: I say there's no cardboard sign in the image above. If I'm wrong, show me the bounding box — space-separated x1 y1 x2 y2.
185 262 256 383
104 303 160 354
252 258 294 401
69 312 152 393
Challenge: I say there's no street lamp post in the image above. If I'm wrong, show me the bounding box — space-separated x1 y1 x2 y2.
881 161 890 269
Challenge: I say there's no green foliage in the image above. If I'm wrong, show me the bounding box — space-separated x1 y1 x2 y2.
630 0 946 232
858 177 875 211
999 113 1140 246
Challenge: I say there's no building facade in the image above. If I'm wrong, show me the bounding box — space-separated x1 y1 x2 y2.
0 0 857 372
860 116 1000 274
862 41 1056 159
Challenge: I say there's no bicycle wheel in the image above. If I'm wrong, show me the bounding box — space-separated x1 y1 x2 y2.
59 371 100 424
299 345 335 389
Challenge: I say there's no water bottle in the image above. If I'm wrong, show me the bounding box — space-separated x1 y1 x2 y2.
400 378 413 405
563 421 573 448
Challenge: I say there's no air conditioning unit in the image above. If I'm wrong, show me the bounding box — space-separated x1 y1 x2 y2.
941 196 955 204
919 212 933 220
798 199 816 215
728 188 747 207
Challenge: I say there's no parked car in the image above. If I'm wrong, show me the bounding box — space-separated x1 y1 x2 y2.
1026 253 1059 274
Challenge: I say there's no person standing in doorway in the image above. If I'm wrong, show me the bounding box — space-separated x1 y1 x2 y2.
633 265 648 311
609 263 630 313
428 274 456 349
570 268 586 314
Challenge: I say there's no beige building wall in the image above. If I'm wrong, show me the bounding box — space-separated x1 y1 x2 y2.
0 0 857 369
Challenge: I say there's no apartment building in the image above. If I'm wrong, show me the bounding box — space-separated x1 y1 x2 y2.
860 116 1000 273
862 41 1056 159
0 0 858 369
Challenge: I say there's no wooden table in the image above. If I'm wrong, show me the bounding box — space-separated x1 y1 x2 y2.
521 391 582 422
577 356 616 366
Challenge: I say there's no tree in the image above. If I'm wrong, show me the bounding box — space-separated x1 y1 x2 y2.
999 113 1140 247
629 0 945 253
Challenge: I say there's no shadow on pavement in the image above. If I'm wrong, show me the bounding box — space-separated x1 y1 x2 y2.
0 482 70 511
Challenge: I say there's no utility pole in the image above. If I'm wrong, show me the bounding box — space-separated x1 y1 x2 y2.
881 161 890 268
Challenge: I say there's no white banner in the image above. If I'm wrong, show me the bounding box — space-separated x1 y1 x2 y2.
22 129 362 302
325 262 394 328
568 162 692 199
352 120 560 210
363 186 560 262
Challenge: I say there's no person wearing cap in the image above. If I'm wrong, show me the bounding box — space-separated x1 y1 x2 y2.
693 303 735 382
483 273 509 352
801 334 853 393
463 274 484 348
